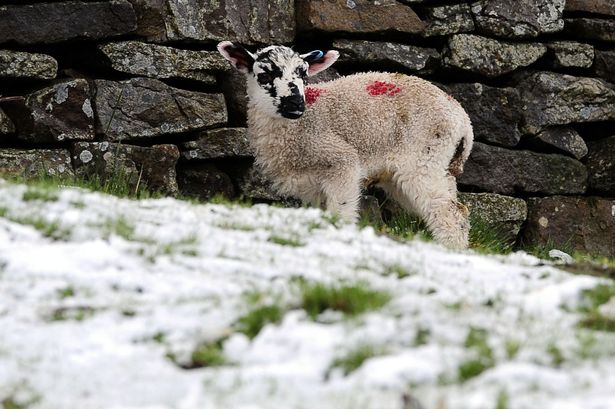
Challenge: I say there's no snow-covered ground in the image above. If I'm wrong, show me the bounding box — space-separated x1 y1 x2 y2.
0 180 614 409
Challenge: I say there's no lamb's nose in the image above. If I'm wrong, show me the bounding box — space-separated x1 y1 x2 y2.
280 95 305 119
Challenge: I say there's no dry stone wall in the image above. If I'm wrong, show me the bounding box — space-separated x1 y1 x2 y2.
1 0 614 256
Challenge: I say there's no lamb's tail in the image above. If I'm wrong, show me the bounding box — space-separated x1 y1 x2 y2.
448 121 474 177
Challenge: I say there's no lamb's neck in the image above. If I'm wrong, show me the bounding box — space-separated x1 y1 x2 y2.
247 105 293 143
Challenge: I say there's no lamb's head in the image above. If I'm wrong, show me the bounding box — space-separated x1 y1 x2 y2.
218 41 339 119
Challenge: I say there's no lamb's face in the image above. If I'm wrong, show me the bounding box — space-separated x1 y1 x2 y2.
248 46 309 120
218 41 339 120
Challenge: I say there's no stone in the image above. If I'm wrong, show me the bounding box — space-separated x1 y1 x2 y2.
307 68 341 85
517 71 615 135
99 41 228 85
545 41 594 69
523 196 615 257
586 136 615 195
239 166 283 201
565 0 615 16
0 1 137 45
181 128 251 160
0 50 57 80
162 0 294 45
564 18 615 43
444 83 522 147
458 142 587 195
333 39 439 73
595 50 615 82
458 192 527 245
297 0 425 35
0 107 15 134
176 163 235 201
444 34 546 77
94 78 227 141
525 127 588 160
0 148 74 178
472 0 565 38
422 3 475 37
72 142 180 195
0 79 95 143
219 70 248 126
126 0 168 39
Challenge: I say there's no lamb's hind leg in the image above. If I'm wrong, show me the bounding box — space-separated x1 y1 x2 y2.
393 170 469 249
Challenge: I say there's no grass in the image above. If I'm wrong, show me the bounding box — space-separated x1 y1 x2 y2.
50 306 95 321
57 286 75 299
330 344 385 375
300 282 391 319
22 185 59 202
458 327 495 382
268 234 304 247
578 283 615 332
383 263 414 279
504 339 521 360
468 216 514 255
496 390 509 409
547 342 565 367
236 304 284 339
189 341 227 368
102 216 135 241
17 216 70 240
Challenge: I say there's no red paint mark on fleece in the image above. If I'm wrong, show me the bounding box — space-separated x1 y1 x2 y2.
366 81 402 97
305 87 325 106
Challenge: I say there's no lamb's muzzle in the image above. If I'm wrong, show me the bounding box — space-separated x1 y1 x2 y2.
218 41 474 249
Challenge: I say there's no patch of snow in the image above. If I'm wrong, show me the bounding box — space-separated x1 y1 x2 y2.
0 181 613 409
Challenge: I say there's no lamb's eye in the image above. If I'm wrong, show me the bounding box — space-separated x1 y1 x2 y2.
258 72 275 84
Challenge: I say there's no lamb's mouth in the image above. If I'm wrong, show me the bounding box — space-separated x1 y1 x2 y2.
281 110 304 119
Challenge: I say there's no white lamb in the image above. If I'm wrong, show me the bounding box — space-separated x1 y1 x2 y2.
218 41 474 249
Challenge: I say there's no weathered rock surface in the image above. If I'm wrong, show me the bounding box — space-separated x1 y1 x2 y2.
565 0 615 16
545 41 594 69
99 41 228 85
445 83 522 147
181 128 251 160
586 136 615 195
161 0 294 44
219 70 248 125
333 39 439 73
177 163 235 201
239 166 283 201
297 0 425 35
595 50 615 82
0 108 15 134
0 79 95 143
72 142 179 195
459 142 587 195
422 3 475 37
459 192 527 245
0 148 74 178
0 50 57 80
523 196 615 257
94 78 227 141
518 72 615 135
444 34 546 77
564 18 615 43
525 127 588 160
472 0 565 38
0 1 137 45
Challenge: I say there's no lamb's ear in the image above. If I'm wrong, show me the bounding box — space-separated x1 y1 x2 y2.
217 41 255 74
301 50 339 76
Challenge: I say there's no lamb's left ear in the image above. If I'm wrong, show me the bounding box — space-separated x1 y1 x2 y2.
217 41 256 74
301 50 339 76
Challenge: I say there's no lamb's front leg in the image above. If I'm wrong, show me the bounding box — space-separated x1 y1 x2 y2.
320 165 363 222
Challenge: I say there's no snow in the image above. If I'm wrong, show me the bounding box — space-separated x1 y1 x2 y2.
0 180 614 409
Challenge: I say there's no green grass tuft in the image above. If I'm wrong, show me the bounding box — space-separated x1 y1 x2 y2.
268 234 304 247
496 390 509 409
578 284 615 332
190 341 227 368
547 342 565 367
22 186 59 202
236 304 284 339
383 263 414 279
458 327 495 381
468 217 514 255
330 344 385 375
300 282 391 319
504 339 521 360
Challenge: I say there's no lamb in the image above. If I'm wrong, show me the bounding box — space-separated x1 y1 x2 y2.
217 41 474 249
